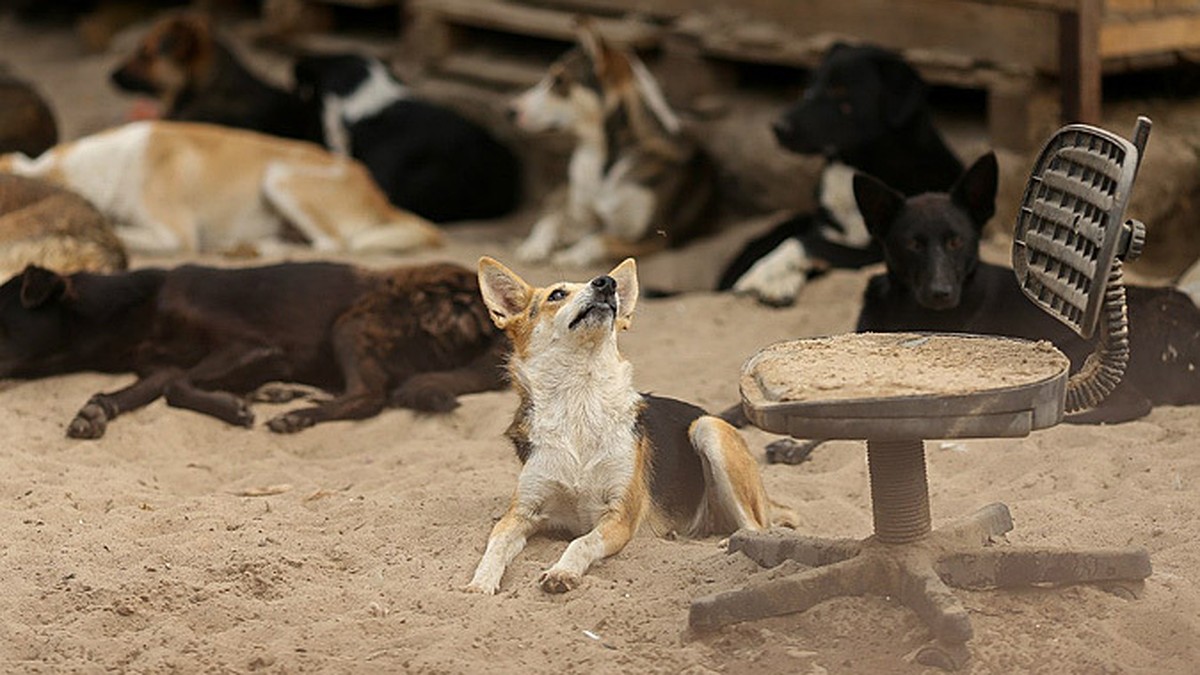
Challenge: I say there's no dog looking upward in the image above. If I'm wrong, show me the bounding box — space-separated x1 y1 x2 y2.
111 13 319 141
719 44 964 306
509 20 716 267
855 152 1200 423
468 257 794 595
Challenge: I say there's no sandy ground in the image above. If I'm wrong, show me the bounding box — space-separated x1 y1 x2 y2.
2 10 1200 674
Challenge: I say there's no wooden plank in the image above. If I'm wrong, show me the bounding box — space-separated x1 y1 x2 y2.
437 52 548 88
1103 0 1155 12
1101 13 1200 57
719 0 1061 72
307 0 398 6
1059 0 1103 123
411 0 662 49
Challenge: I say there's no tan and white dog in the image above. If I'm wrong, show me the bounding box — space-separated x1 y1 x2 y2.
509 21 715 268
468 257 793 594
0 121 441 256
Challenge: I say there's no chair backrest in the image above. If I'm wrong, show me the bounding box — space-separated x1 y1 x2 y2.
1012 118 1150 339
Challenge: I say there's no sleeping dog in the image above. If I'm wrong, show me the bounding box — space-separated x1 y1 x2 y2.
0 173 126 280
719 44 964 306
0 121 441 256
855 152 1200 423
509 20 716 267
293 53 522 223
0 261 507 438
468 257 794 594
111 12 319 141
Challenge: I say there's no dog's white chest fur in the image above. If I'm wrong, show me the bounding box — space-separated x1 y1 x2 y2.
515 357 641 535
818 161 871 248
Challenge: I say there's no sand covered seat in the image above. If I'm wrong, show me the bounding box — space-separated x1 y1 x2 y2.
689 119 1156 669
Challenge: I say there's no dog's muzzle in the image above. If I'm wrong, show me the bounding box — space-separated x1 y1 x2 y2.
569 275 618 329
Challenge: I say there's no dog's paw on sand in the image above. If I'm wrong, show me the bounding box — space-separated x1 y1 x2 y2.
538 569 581 594
67 401 110 439
266 410 317 434
463 582 498 595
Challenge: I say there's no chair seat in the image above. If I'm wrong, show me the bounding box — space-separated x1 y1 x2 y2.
741 332 1070 441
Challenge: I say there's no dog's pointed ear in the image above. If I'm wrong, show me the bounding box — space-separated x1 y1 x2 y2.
574 16 611 75
160 13 209 62
875 51 926 129
854 172 906 240
608 258 638 330
950 151 999 230
478 257 532 329
19 265 68 309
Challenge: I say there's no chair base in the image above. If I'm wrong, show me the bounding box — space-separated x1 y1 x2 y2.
690 502 1150 670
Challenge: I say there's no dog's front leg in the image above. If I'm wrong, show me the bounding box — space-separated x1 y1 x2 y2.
516 211 564 262
67 367 183 439
467 504 538 595
539 507 638 594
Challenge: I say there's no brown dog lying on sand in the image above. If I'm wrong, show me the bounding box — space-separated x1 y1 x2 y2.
0 261 507 438
1 173 126 280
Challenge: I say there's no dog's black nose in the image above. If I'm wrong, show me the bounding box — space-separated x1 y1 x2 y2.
591 275 616 294
505 105 518 123
771 118 791 140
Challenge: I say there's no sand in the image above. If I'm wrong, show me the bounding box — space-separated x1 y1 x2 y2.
747 333 1069 402
2 12 1199 675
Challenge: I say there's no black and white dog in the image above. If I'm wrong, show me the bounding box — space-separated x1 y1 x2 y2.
718 44 964 306
293 53 523 223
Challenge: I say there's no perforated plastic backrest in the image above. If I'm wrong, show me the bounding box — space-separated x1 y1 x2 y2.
1012 124 1143 339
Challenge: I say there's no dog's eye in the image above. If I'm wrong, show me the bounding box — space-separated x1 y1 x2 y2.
906 239 925 253
945 235 964 250
547 288 568 302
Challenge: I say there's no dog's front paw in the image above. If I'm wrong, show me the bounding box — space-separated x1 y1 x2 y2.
463 581 499 595
538 569 581 594
390 381 459 413
515 237 553 263
231 400 255 428
266 410 316 434
67 402 110 439
551 237 605 268
732 239 809 307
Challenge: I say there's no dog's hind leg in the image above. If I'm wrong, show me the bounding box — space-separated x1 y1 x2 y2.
266 319 389 433
263 161 441 253
163 380 255 428
67 367 184 439
390 340 509 412
162 345 288 428
688 416 788 534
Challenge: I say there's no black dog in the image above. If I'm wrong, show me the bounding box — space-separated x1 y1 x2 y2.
0 262 507 438
293 53 522 223
111 13 319 141
855 152 1200 423
719 44 964 306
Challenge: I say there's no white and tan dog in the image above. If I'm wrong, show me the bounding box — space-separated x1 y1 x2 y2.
509 21 715 267
468 257 793 594
0 121 441 256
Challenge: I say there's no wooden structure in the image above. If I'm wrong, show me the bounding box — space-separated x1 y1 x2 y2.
407 0 1200 148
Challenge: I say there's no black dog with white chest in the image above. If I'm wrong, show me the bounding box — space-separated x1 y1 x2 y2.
855 152 1200 423
293 53 522 224
719 44 964 306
